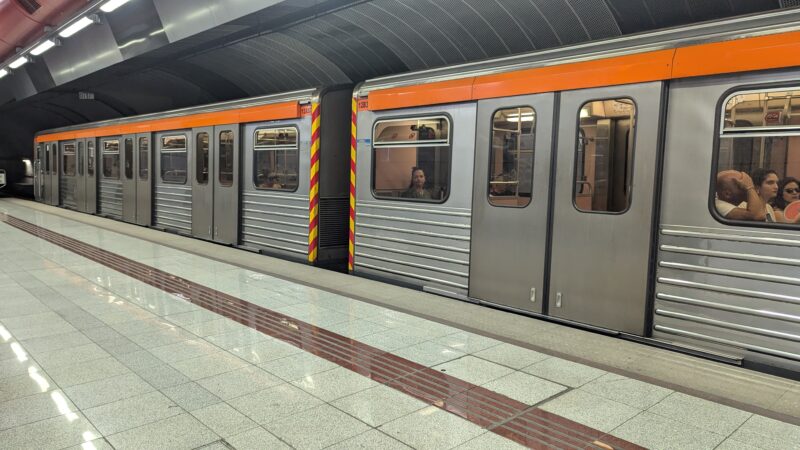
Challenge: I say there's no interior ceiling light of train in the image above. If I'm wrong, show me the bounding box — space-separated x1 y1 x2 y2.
0 0 796 160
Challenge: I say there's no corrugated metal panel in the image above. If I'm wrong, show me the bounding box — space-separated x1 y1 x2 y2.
241 190 309 257
354 201 471 294
154 184 192 234
319 197 348 249
98 178 122 219
653 225 800 362
59 176 77 210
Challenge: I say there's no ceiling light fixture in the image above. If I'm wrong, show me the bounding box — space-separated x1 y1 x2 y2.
100 0 131 13
9 56 29 69
31 39 58 56
59 16 96 38
0 69 8 79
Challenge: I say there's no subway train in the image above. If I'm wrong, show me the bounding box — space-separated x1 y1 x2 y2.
32 11 800 375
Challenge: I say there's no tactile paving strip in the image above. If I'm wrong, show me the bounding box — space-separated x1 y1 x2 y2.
1 213 643 450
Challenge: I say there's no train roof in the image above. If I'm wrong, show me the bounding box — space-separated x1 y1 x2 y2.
35 87 322 141
356 8 800 100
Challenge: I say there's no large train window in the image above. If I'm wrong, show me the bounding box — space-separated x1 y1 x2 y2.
219 130 234 187
574 99 636 213
103 140 120 179
160 135 187 184
139 137 149 181
372 116 451 202
253 127 298 191
489 107 535 207
196 133 209 185
87 141 95 177
714 88 800 225
124 138 133 180
44 144 50 174
62 143 76 176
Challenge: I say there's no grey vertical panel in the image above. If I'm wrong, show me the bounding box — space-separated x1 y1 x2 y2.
136 133 152 226
59 175 77 210
86 139 97 215
98 178 123 220
122 135 137 223
354 103 476 297
50 143 59 206
192 128 213 239
469 93 555 312
213 124 240 245
655 69 800 370
549 82 663 335
240 119 310 259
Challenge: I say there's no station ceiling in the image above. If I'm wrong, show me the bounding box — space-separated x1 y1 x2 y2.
0 0 794 158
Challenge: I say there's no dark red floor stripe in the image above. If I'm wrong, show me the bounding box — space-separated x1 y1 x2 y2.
0 213 644 450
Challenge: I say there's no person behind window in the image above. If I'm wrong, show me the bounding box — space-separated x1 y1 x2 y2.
402 167 432 200
774 176 800 224
745 168 779 222
715 170 766 221
490 174 514 197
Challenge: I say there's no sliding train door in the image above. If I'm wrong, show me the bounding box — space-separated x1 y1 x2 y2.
122 135 137 223
191 125 240 244
34 144 43 202
192 128 214 240
212 125 239 245
75 139 87 212
548 82 663 335
49 142 59 206
85 139 97 214
135 133 151 226
469 93 555 312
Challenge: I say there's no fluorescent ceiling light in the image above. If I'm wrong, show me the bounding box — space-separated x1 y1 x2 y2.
59 16 94 38
0 69 7 79
31 39 56 56
101 0 131 13
9 56 29 69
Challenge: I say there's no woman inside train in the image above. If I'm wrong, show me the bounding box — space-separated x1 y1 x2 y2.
773 177 800 224
745 168 779 222
401 167 432 200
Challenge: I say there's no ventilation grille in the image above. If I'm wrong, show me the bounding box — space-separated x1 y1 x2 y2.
15 0 41 14
781 0 800 7
319 197 348 248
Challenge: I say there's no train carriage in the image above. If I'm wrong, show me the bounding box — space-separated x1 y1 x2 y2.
350 11 800 373
30 9 800 375
34 87 352 266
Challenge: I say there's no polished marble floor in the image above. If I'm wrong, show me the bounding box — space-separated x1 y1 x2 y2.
0 199 798 450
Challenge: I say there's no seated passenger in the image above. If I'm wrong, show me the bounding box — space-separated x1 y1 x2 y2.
401 167 432 200
715 170 766 221
774 177 800 224
490 175 515 197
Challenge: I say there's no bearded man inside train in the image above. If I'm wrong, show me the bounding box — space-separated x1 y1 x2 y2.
715 170 767 221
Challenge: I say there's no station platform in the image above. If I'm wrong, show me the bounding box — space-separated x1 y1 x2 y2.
0 197 798 450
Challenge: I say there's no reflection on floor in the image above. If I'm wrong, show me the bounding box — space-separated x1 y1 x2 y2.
0 199 798 450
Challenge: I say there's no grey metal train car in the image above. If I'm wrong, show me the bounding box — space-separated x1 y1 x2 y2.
31 9 800 375
34 87 352 266
350 10 800 374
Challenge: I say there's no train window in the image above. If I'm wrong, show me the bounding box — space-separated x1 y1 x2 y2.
45 144 50 174
253 127 298 191
77 141 84 176
124 138 134 180
372 116 451 202
87 141 95 177
489 107 535 207
161 135 187 184
196 133 209 185
573 99 636 213
62 143 76 176
102 140 120 179
714 88 800 225
219 130 234 187
138 137 149 181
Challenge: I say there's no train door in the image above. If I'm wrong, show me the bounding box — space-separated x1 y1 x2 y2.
86 139 97 214
34 144 43 202
192 127 214 240
135 134 151 226
49 142 59 206
469 94 555 312
121 135 137 222
76 139 86 212
548 82 662 335
212 125 239 244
